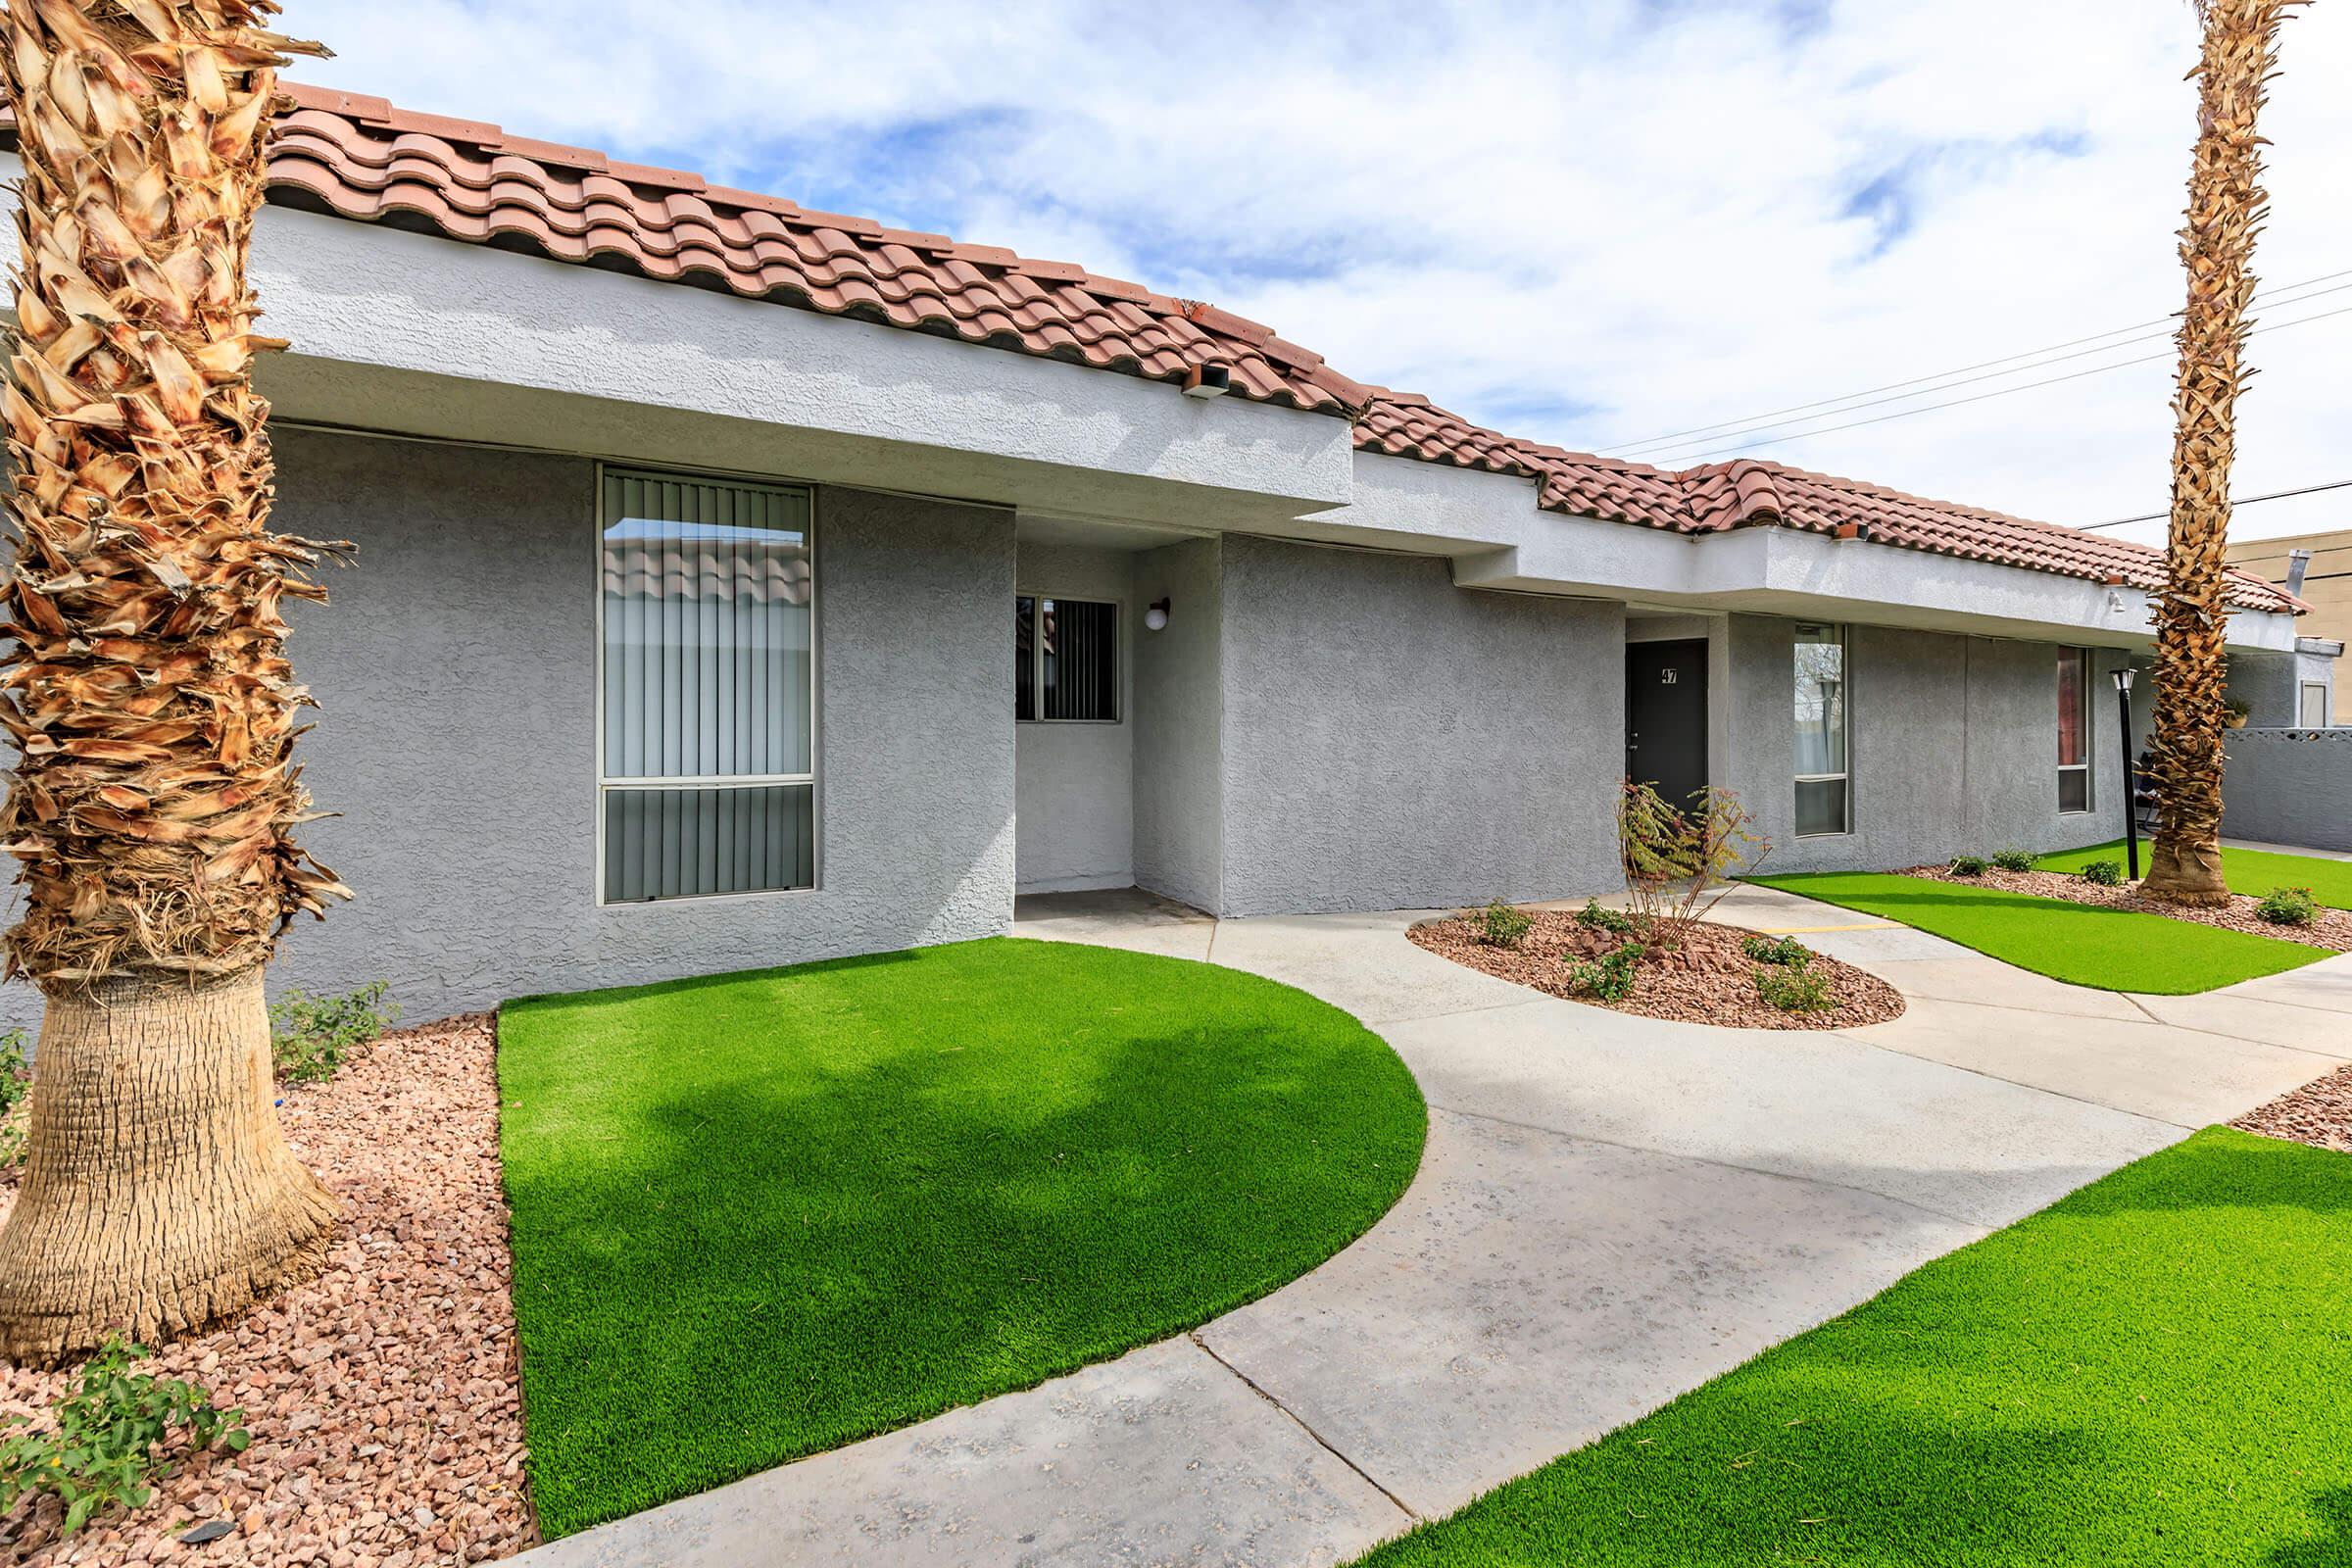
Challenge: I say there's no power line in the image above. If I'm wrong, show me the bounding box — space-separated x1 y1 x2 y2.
1634 301 2352 467
1607 280 2352 463
1595 266 2352 459
2080 476 2352 531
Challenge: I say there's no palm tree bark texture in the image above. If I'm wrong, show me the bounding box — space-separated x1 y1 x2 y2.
0 0 340 1362
2144 0 2303 906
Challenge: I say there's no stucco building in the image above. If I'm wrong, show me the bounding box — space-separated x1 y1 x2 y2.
0 84 2330 1025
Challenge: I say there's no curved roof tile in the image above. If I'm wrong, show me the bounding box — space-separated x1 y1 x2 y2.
0 83 2295 614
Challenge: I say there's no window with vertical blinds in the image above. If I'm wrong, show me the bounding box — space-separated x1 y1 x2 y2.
1015 596 1118 722
1793 623 1849 837
599 470 814 902
2057 648 2090 813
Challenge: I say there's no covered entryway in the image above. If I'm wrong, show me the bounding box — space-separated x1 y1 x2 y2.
1013 514 1214 899
1626 636 1709 806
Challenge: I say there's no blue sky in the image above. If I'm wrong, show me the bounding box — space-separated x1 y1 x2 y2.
297 0 2352 547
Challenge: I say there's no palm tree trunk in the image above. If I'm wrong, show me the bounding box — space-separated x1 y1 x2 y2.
0 1 339 1361
2143 0 2301 906
0 970 335 1360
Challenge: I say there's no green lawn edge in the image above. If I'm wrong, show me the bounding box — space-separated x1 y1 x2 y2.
2035 838 2352 909
1355 1126 2352 1567
1749 870 2330 994
497 937 1429 1538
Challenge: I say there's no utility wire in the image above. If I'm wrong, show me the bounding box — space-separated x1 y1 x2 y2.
1596 266 2352 458
2080 476 2352 531
1607 279 2352 462
1633 301 2352 467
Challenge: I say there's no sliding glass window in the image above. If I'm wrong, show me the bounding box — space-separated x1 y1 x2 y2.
1793 623 1849 837
599 469 814 903
2057 648 2090 813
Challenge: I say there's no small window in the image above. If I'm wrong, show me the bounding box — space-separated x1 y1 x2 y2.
2302 682 2330 729
1793 623 1849 836
599 469 815 903
1016 596 1118 722
2058 649 2091 813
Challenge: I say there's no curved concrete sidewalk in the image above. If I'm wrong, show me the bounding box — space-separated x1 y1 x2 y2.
525 887 2352 1568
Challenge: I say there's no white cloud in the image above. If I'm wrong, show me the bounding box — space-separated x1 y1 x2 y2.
293 0 2352 546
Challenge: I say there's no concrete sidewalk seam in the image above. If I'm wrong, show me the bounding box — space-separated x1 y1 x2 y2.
1185 1333 1420 1527
1825 1027 2201 1132
1425 1102 2000 1233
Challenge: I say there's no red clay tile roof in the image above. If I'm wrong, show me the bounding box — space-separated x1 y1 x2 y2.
0 83 2297 615
1352 391 2302 613
261 84 1367 416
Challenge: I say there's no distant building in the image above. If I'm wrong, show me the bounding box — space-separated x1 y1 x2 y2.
2230 529 2351 648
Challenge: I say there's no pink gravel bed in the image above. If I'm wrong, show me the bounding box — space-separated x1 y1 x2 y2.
1410 908 1905 1029
1903 864 2352 952
2232 1064 2352 1154
0 1014 534 1567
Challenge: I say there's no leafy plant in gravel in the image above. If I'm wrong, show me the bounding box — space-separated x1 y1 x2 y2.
1741 934 1811 967
1566 942 1644 1003
1576 899 1638 938
270 981 400 1084
0 1338 247 1538
0 1030 30 1170
2255 885 2319 926
1991 849 2038 872
1755 956 1836 1013
1949 855 1988 876
1472 900 1533 950
2081 858 2128 888
1618 779 1770 947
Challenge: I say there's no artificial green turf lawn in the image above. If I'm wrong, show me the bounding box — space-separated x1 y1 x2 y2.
2036 837 2352 910
497 937 1426 1538
1357 1127 2352 1567
1750 871 2328 994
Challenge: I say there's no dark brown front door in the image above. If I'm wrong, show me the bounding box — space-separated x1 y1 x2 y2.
1626 639 1708 807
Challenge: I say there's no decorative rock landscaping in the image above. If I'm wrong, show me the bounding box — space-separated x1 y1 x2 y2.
2233 1063 2352 1154
1410 908 1905 1029
0 1015 533 1566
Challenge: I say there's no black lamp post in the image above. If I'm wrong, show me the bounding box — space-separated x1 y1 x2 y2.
2112 665 2139 881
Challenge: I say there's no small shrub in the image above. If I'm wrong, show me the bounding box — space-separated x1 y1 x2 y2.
1618 779 1771 947
1755 959 1835 1013
270 981 399 1084
1472 899 1534 949
2080 858 2126 888
1576 899 1637 937
0 1338 246 1537
1566 942 1643 1003
1741 933 1811 966
2256 886 2319 926
0 1030 30 1169
1990 849 2037 872
1948 855 1988 877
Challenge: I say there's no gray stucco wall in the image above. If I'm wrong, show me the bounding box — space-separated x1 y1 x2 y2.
1215 536 1625 916
1726 616 2130 875
1013 541 1135 892
0 429 1017 1031
2223 728 2352 851
1130 538 1224 911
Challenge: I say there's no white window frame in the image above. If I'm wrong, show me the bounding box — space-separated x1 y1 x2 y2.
1793 622 1851 838
2057 647 2092 815
593 464 821 906
1015 590 1123 725
2302 681 2331 729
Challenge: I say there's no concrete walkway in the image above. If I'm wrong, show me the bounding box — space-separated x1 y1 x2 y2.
526 887 2352 1568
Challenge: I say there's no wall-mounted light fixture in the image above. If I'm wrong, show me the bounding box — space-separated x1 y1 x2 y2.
1145 598 1171 631
1181 364 1231 400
